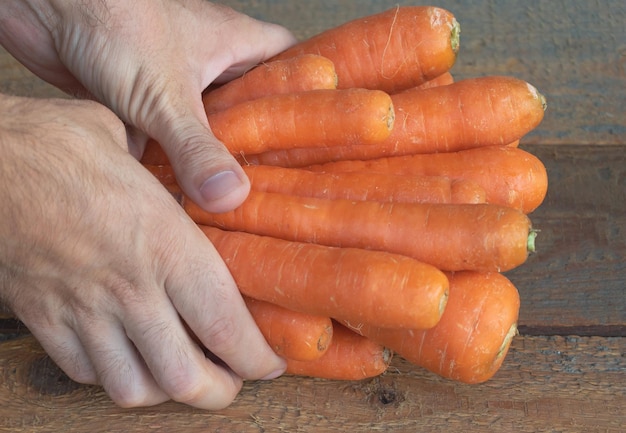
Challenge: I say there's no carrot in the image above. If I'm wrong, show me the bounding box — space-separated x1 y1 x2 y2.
186 191 535 273
199 225 449 330
244 297 333 362
348 271 520 384
310 146 549 214
202 54 338 114
143 163 486 204
240 76 546 166
271 6 460 93
285 322 392 380
242 164 486 204
143 163 176 185
140 139 169 166
385 76 546 152
207 88 395 154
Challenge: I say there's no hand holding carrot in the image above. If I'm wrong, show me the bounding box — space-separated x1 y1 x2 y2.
0 94 288 410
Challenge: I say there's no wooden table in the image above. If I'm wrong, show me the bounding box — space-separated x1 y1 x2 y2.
1 1 624 431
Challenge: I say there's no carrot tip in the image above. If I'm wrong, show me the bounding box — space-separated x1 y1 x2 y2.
496 323 518 361
382 347 394 365
527 229 539 253
539 92 548 111
450 19 461 53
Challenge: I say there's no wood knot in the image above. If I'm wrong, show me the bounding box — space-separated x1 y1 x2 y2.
377 386 399 405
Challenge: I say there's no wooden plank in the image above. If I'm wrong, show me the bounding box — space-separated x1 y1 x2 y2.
0 334 624 432
508 144 626 333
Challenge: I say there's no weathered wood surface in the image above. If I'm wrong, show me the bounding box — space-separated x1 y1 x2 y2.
508 144 626 334
1 0 625 432
1 334 624 433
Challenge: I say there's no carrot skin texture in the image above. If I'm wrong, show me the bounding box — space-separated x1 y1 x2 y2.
203 54 338 114
272 6 459 93
207 88 395 154
242 164 486 205
311 146 549 214
241 76 546 167
285 322 392 380
244 297 333 362
142 163 487 205
143 164 176 185
200 225 449 329
352 271 520 384
142 163 486 205
189 191 533 273
450 179 487 204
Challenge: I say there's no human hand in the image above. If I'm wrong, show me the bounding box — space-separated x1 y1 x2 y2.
0 0 296 212
0 94 286 409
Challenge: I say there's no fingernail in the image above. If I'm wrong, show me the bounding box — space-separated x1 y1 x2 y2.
200 171 242 203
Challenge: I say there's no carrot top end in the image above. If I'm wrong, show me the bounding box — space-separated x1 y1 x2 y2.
450 19 461 53
527 228 538 253
539 92 548 111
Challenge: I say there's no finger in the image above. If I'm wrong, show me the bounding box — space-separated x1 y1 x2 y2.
166 227 287 381
207 15 297 84
30 325 98 386
73 318 170 408
148 98 250 213
122 290 244 410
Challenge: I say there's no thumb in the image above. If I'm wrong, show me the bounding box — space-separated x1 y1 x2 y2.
157 109 250 214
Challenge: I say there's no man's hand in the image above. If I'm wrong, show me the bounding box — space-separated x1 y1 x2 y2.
0 94 286 409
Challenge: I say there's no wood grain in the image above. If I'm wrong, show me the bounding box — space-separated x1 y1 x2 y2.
508 144 626 334
0 335 624 433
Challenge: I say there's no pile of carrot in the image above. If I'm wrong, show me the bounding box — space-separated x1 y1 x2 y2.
141 6 548 384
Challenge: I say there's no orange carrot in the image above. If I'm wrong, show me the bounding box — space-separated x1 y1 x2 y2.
285 322 392 380
310 146 549 214
203 54 338 114
241 76 546 166
140 139 169 166
143 162 486 204
143 163 176 185
244 297 333 362
271 6 460 93
242 164 486 204
200 225 449 330
385 76 546 152
186 191 535 273
349 271 520 384
207 88 395 154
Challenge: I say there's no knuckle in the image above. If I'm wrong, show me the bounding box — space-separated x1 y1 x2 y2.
199 315 240 355
167 376 205 404
108 386 151 409
103 372 151 409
